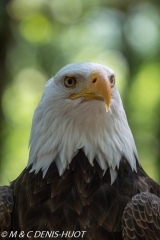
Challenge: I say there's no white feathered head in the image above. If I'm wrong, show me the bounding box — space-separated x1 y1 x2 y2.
28 62 138 183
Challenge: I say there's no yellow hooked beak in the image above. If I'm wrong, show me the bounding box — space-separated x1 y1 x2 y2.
70 70 112 112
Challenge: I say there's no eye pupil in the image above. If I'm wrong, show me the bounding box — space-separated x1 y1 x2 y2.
68 78 73 85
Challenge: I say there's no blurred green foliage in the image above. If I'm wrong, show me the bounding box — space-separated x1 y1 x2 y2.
0 0 159 185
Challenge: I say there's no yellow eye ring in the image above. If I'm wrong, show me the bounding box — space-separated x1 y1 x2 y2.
64 77 77 88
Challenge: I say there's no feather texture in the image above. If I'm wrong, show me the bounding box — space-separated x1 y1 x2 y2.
122 192 160 240
0 186 14 240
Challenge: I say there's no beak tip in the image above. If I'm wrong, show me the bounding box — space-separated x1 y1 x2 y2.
105 104 110 112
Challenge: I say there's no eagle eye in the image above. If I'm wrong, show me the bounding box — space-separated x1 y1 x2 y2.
109 75 115 87
64 77 77 88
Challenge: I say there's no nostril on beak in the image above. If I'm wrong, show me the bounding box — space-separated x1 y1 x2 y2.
92 78 97 84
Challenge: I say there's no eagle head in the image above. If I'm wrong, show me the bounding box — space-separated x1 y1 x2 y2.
28 62 138 183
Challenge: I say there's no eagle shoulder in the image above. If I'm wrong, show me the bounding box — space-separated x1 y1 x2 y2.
122 192 160 240
0 186 14 238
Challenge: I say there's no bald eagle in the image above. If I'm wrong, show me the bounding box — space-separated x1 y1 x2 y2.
0 62 160 240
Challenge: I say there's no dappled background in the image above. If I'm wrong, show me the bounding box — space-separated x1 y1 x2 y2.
0 0 159 185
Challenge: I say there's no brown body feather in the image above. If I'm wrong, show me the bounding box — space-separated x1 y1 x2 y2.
122 192 160 240
0 186 14 238
0 150 158 240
